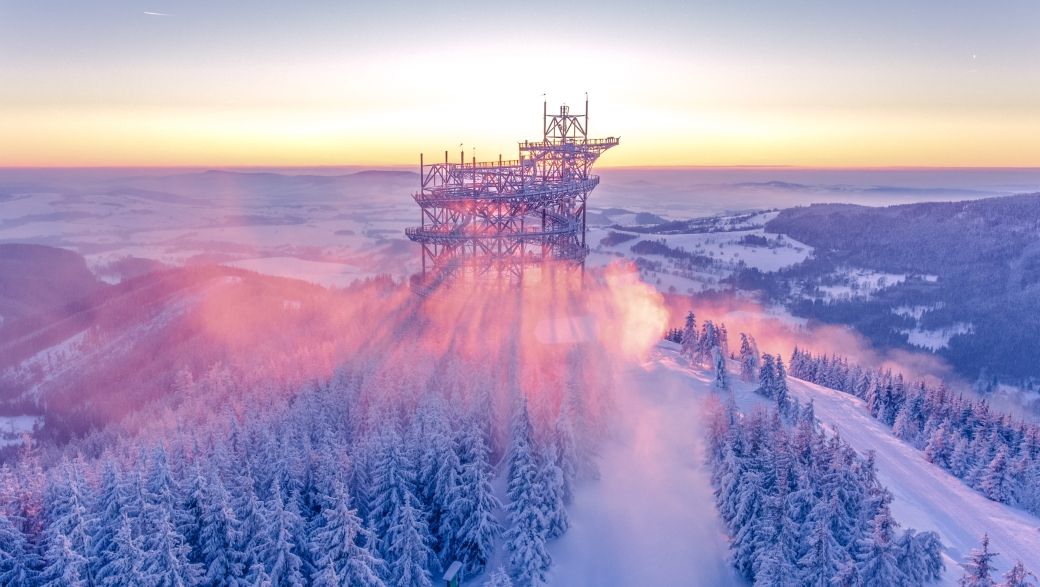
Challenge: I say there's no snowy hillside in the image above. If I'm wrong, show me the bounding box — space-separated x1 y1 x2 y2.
581 343 1040 585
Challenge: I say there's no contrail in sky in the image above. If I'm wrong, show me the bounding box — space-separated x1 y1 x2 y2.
143 11 168 16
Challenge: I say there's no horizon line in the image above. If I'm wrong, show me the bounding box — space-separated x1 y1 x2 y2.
4 164 1040 172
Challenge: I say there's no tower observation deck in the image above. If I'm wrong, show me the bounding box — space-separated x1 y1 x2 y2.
406 100 618 294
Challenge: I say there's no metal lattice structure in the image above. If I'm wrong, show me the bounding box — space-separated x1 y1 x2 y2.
406 100 618 294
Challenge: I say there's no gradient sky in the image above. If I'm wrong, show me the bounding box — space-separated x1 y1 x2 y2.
2 0 1039 167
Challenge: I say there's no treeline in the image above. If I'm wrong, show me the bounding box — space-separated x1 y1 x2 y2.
0 366 594 586
597 231 637 247
788 349 1040 517
676 312 730 390
707 401 945 586
630 240 718 269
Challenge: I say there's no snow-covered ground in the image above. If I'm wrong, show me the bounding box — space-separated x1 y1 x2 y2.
221 256 373 288
548 353 741 586
902 323 974 351
816 268 907 301
893 304 944 320
0 415 42 447
785 377 1040 583
550 343 1040 586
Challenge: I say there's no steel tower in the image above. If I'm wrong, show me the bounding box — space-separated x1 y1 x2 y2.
406 100 618 294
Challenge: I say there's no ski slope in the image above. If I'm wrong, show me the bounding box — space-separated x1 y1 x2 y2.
621 343 1040 585
547 348 742 586
782 376 1040 583
547 342 1040 585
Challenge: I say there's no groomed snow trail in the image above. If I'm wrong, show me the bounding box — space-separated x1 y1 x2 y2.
650 343 1040 584
781 377 1040 584
547 348 743 586
544 343 1040 585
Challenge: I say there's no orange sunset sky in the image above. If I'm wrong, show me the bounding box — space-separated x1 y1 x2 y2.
2 1 1039 168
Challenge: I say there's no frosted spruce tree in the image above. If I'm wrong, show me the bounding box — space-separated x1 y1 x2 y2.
757 354 777 399
96 513 149 586
41 465 93 586
260 483 305 586
484 566 514 587
40 532 89 587
680 311 697 363
712 346 730 390
505 398 551 586
368 428 418 549
538 445 569 539
197 471 244 586
308 480 386 587
89 461 124 581
385 494 434 587
1001 561 1037 587
959 534 997 587
797 496 844 586
140 494 203 587
855 506 906 587
773 355 789 413
444 423 501 574
0 510 36 586
738 333 759 383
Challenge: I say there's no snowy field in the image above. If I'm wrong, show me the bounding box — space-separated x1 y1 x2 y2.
6 166 1032 295
902 323 974 351
0 415 42 447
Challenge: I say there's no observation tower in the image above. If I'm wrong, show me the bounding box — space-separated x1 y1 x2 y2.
406 100 618 294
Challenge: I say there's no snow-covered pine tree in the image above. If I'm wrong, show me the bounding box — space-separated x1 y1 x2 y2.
680 311 697 362
739 334 758 383
697 321 718 365
797 496 844 586
855 506 907 586
729 469 770 579
89 461 124 581
537 445 569 539
260 482 305 586
246 561 274 587
505 398 550 586
1001 560 1037 587
712 346 730 390
924 422 952 468
0 510 35 586
553 409 578 504
979 446 1013 503
198 469 244 586
446 424 501 575
718 323 730 359
959 534 998 587
42 465 94 586
484 566 514 587
231 468 271 580
40 531 89 587
385 494 434 587
753 469 799 584
758 354 777 399
96 513 149 586
310 558 340 587
895 529 945 585
368 428 418 548
430 424 462 562
773 355 789 413
308 479 386 587
140 491 204 587
179 460 208 569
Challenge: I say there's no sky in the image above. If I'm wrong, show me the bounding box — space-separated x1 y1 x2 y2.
1 0 1039 167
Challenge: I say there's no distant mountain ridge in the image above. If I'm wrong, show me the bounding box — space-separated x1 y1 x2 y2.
760 192 1040 382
